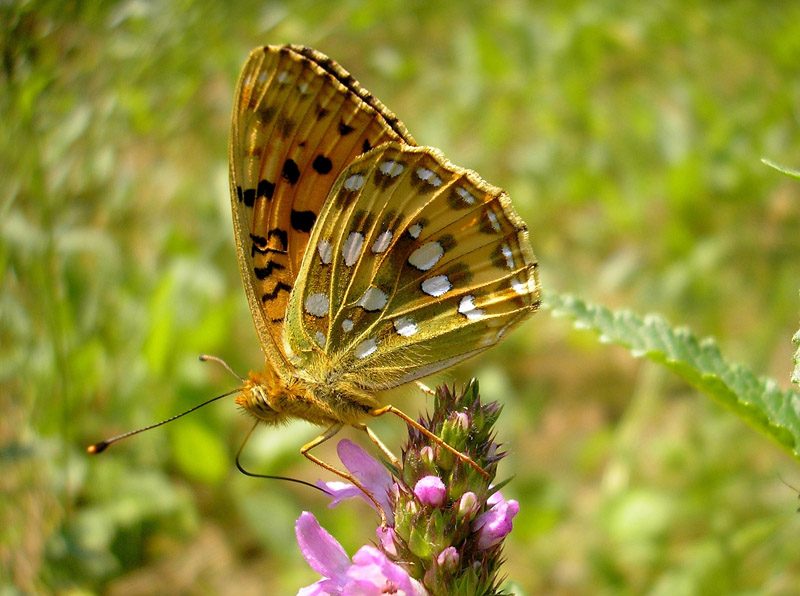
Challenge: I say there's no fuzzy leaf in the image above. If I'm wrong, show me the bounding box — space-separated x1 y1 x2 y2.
547 293 800 459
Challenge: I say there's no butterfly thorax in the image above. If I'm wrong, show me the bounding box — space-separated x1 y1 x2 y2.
236 364 378 428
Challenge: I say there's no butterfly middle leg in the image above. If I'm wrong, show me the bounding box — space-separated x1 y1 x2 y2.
367 405 491 480
300 423 391 525
358 424 401 468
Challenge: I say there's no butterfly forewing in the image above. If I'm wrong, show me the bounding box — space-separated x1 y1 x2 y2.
285 143 540 389
229 45 415 371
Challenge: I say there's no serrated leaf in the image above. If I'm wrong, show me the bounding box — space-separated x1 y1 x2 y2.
546 292 800 459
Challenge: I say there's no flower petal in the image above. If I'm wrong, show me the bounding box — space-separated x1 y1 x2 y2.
376 525 398 557
473 492 520 550
296 580 330 596
295 512 351 579
336 440 395 519
337 440 393 495
317 480 366 508
347 546 428 595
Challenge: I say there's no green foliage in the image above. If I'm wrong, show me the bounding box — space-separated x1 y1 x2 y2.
794 323 800 387
3 0 800 593
761 159 800 387
548 292 800 457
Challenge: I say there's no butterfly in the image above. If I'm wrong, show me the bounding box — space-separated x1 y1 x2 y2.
229 45 540 489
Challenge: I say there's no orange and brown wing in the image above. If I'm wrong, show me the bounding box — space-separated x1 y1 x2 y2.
229 45 415 373
285 143 540 389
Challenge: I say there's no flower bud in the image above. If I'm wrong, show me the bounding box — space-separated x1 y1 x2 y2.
437 546 460 573
457 491 479 521
441 411 470 453
419 445 435 466
414 475 447 507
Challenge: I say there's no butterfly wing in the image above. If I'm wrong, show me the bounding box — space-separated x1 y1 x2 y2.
229 45 415 374
284 143 540 389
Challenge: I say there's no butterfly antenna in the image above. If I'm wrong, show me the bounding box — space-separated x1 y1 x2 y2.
87 388 239 454
199 354 245 382
778 474 800 512
778 474 800 493
235 421 331 495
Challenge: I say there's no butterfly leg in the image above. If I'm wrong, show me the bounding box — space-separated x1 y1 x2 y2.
358 424 401 468
368 405 490 480
301 423 390 525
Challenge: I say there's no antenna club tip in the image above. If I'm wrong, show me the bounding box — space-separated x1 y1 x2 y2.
87 441 109 454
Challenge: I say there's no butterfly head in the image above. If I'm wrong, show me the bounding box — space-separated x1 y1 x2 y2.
236 368 293 425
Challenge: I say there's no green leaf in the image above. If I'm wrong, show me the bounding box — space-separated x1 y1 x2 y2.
761 157 800 179
547 293 800 459
792 325 800 387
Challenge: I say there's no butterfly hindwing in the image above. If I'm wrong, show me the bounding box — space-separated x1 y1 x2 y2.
229 45 415 372
285 143 540 389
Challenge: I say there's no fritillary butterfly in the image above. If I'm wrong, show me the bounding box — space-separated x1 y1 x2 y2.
230 45 540 479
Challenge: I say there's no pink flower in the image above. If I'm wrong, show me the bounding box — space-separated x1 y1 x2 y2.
316 439 395 525
413 475 446 507
472 491 519 550
295 512 427 595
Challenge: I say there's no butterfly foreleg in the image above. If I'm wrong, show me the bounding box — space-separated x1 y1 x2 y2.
367 405 490 480
301 423 390 525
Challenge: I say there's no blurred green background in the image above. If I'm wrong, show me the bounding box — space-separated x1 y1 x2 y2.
3 1 800 594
